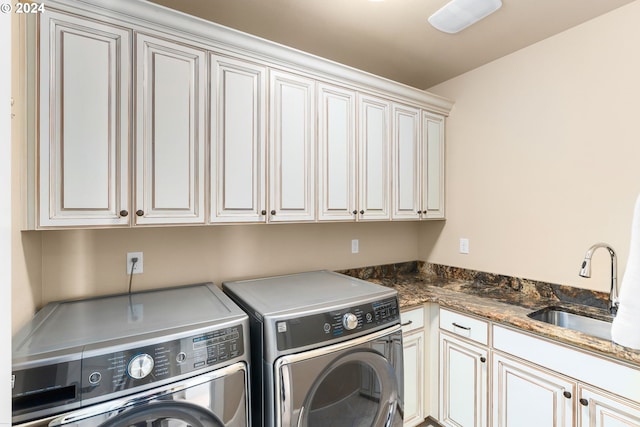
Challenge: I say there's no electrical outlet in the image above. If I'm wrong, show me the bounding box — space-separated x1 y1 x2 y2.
127 252 144 274
351 239 359 254
459 238 470 254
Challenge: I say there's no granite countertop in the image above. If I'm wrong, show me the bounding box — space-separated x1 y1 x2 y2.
339 262 640 368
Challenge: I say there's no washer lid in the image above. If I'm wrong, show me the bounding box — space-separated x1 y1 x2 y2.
223 270 396 317
13 283 246 359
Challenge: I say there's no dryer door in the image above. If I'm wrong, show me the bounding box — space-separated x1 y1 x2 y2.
275 328 403 427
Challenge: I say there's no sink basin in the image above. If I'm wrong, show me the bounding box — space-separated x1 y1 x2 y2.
527 306 612 341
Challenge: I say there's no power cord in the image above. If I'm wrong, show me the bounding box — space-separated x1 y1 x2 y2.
128 257 139 321
128 257 138 294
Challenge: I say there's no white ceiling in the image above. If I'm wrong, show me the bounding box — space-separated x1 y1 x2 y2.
148 0 635 89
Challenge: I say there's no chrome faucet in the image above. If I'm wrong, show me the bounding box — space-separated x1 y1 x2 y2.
579 243 619 315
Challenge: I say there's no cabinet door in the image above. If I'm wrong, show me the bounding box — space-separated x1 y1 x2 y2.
269 70 315 222
579 385 640 427
318 83 357 221
359 94 391 221
39 11 130 227
210 55 267 223
135 34 206 225
403 329 425 427
492 352 574 427
440 332 488 427
392 104 421 220
422 112 445 219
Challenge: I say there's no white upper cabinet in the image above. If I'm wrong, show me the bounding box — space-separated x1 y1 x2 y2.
269 70 316 222
318 83 357 221
358 94 391 221
135 33 206 225
422 112 445 219
391 105 446 221
392 104 421 220
29 1 452 229
210 55 267 223
38 10 131 227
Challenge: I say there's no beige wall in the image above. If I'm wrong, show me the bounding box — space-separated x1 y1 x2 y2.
422 1 640 293
36 221 420 311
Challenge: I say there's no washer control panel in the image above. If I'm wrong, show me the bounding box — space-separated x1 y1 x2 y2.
81 325 244 399
276 297 399 351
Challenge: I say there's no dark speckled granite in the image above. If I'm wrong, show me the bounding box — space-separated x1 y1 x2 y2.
337 261 640 367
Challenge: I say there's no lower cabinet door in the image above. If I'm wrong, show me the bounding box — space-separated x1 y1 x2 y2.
439 332 488 427
492 352 574 427
403 329 425 427
579 385 640 427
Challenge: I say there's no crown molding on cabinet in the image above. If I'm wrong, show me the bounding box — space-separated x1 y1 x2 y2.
46 0 454 115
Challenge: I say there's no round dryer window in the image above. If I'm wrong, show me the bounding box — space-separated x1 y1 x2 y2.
277 346 403 427
98 401 224 427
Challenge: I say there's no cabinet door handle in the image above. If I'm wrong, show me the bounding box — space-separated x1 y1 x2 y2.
119 210 128 217
452 322 471 331
563 391 572 399
352 210 358 215
480 356 486 363
579 398 589 406
270 210 276 215
359 210 364 215
417 210 423 214
136 210 144 217
261 210 267 215
401 320 413 327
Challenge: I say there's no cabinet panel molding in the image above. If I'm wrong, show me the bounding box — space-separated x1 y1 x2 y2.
392 104 421 220
318 83 357 221
38 11 131 227
135 33 206 225
359 94 391 221
579 385 640 427
404 330 426 427
269 70 316 222
210 55 267 223
492 352 574 427
439 331 488 427
422 112 445 219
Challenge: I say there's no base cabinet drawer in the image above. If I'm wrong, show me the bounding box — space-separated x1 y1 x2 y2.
439 308 488 345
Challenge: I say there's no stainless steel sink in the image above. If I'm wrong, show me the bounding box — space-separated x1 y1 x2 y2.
527 307 612 341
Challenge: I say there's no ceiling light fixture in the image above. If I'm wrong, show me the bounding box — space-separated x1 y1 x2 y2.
428 0 502 34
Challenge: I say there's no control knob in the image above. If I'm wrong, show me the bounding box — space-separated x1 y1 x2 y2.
127 353 154 380
342 313 358 330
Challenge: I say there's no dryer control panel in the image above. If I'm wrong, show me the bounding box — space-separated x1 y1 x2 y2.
81 325 244 399
275 297 399 351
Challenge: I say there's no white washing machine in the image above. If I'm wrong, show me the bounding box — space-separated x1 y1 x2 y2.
223 271 404 427
12 283 250 427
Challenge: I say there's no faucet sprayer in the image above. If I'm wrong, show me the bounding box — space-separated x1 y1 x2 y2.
579 243 618 315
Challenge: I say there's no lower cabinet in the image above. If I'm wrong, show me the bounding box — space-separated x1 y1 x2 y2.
439 311 489 427
492 352 574 427
493 324 640 427
402 307 426 427
492 351 640 427
579 385 640 427
440 332 488 427
397 305 640 427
